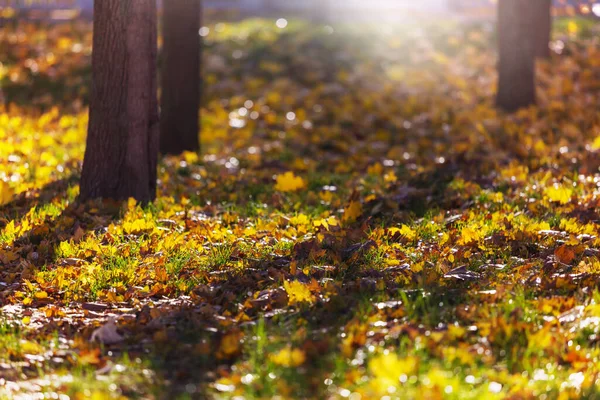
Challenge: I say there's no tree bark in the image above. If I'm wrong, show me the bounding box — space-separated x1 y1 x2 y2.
533 0 552 59
80 0 159 203
160 0 201 155
496 0 536 112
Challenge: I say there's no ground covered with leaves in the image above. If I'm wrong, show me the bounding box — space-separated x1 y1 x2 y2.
2 15 600 399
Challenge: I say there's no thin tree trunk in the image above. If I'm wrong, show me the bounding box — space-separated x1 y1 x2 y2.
533 0 552 58
496 0 536 112
160 0 201 155
80 0 159 202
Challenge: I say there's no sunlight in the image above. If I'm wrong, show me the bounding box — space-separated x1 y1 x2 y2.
327 0 452 21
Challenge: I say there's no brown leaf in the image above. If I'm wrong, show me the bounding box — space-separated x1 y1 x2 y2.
73 225 85 242
554 245 576 265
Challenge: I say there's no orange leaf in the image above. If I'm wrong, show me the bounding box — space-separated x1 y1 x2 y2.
555 245 576 265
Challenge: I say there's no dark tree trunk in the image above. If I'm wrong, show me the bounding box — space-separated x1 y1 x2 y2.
496 0 536 112
80 0 159 202
533 0 552 58
160 0 201 155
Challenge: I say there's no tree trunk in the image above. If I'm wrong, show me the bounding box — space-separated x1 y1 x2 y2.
496 0 536 112
80 0 159 203
160 0 201 155
533 0 552 58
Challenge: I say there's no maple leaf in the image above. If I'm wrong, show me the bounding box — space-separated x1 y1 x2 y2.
274 172 307 192
457 226 482 246
0 249 19 264
342 200 362 224
389 225 416 241
283 280 314 304
544 184 573 205
554 245 576 265
314 216 338 231
290 213 310 226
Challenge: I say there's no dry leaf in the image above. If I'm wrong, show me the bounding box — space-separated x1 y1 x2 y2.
90 318 124 345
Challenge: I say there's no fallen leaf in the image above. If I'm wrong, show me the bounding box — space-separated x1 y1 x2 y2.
274 172 307 192
283 280 314 304
555 245 576 265
342 200 363 224
90 318 125 345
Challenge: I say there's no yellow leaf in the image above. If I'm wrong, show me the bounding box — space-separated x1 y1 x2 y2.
314 216 338 231
457 227 483 246
399 225 416 241
217 331 243 359
491 192 504 203
3 220 16 239
127 197 137 210
411 262 424 273
591 135 600 151
290 213 310 226
20 340 43 354
123 218 154 234
0 180 14 206
439 232 450 245
544 184 573 205
34 291 48 300
182 151 199 164
342 200 362 224
58 241 75 258
270 346 306 367
384 171 397 183
283 280 314 304
367 163 383 176
22 316 31 325
369 353 418 393
528 327 553 350
319 190 334 204
274 172 307 192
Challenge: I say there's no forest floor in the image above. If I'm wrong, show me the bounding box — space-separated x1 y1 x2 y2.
1 16 600 399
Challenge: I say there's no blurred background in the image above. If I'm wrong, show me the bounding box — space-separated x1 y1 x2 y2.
1 0 600 22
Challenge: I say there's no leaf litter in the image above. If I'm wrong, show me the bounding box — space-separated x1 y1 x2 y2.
1 15 600 399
